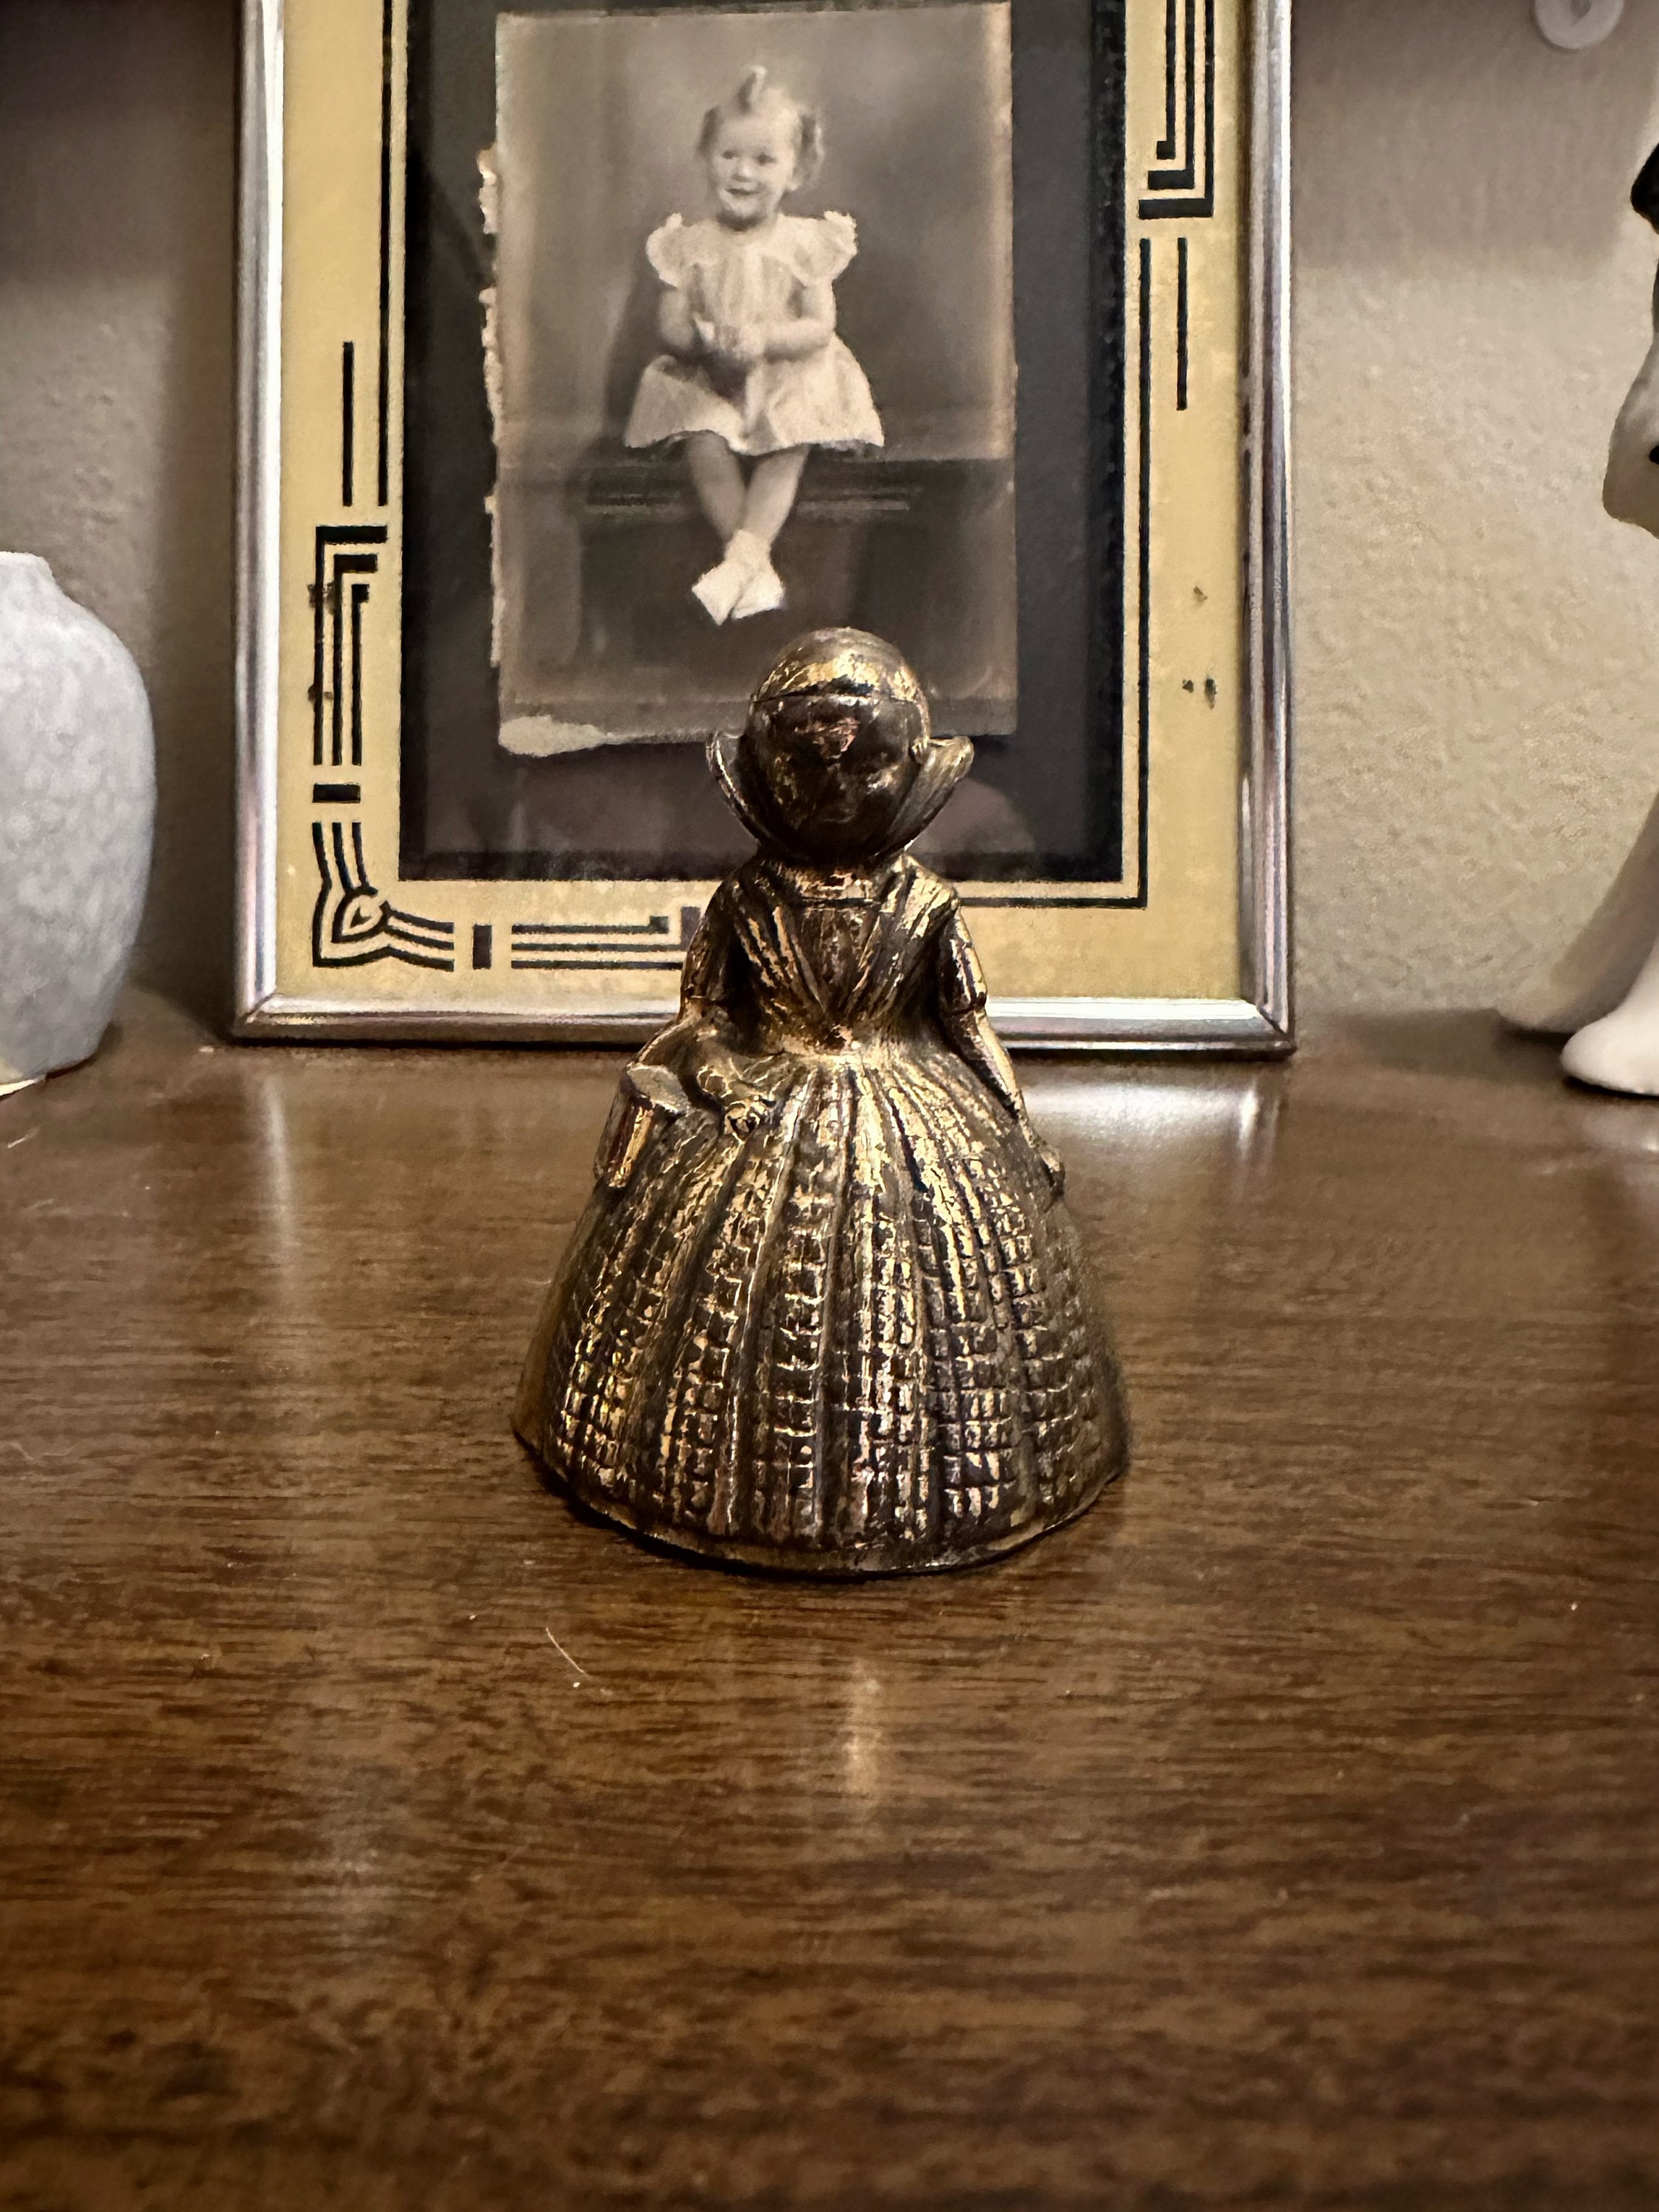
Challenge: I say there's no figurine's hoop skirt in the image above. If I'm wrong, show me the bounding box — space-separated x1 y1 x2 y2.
516 879 1127 1573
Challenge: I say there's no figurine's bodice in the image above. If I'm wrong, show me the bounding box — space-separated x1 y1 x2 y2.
685 852 958 1055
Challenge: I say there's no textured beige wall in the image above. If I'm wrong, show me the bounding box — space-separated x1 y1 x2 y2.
3 0 1658 1018
0 0 236 1023
1295 0 1659 1011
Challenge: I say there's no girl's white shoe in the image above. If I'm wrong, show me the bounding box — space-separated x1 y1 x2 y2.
692 557 746 625
731 559 785 620
692 529 768 625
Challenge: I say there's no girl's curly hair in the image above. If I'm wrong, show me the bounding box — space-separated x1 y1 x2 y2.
698 65 824 187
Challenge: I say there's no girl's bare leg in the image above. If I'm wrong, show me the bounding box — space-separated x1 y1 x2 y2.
741 448 810 549
688 442 807 625
684 432 746 543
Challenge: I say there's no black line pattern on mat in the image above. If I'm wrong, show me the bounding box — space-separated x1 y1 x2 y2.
1141 0 1215 220
509 908 705 973
307 516 455 971
311 815 456 972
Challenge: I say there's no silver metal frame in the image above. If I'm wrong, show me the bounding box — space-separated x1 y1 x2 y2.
234 0 1293 1054
1236 0 1294 1054
236 0 283 1031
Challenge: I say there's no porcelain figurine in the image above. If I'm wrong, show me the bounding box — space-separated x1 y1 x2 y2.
0 553 153 1096
515 628 1127 1573
1504 145 1659 1095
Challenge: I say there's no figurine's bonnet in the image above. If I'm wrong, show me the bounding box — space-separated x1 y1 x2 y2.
709 627 973 866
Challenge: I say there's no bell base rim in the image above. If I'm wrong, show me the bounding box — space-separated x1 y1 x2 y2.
515 1426 1127 1579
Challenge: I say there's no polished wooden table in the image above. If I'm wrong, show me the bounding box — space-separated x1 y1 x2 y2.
2 994 1656 2210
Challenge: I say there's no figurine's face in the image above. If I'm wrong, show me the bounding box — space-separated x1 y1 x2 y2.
704 109 799 229
750 691 919 862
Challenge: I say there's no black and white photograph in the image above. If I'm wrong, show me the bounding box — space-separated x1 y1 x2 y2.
490 4 1017 756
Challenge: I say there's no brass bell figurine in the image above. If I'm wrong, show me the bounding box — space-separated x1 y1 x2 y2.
515 629 1127 1573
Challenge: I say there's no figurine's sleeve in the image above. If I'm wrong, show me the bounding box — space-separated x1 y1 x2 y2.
936 905 1065 1198
936 905 1026 1126
936 902 987 1018
678 884 742 1013
625 885 745 1127
595 886 731 1184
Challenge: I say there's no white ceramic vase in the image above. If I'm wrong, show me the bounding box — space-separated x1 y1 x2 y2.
0 553 154 1093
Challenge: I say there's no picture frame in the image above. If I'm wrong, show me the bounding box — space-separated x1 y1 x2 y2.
235 0 1291 1049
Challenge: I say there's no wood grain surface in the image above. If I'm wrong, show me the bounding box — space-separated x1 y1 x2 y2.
1 993 1656 2211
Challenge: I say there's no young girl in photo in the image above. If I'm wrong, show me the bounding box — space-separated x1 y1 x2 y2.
624 66 884 625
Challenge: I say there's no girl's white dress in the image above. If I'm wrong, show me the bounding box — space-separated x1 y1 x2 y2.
625 212 884 459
